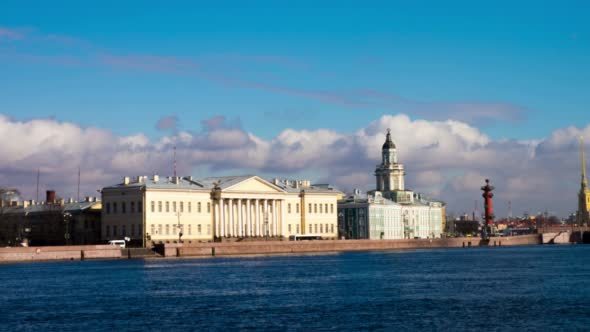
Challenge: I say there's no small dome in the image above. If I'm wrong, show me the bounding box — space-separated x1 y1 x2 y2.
382 129 396 149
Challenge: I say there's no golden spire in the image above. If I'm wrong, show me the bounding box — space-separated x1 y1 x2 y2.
581 136 588 188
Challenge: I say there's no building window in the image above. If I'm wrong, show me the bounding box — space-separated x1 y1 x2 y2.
197 224 202 234
288 224 292 233
325 204 328 214
151 224 155 236
122 202 126 214
113 225 118 236
296 203 300 213
314 204 318 213
198 202 202 213
130 201 135 213
330 204 334 214
188 224 192 235
325 224 328 233
131 224 135 236
106 225 111 237
288 203 292 213
173 201 177 213
158 224 162 235
173 224 177 235
314 224 318 233
188 202 192 213
138 224 142 235
122 225 126 236
296 224 300 233
106 203 111 214
166 224 170 235
180 202 184 213
308 204 312 213
330 224 334 233
158 201 162 212
166 201 170 213
319 204 323 214
309 225 312 233
207 202 211 213
320 224 323 233
113 202 118 214
138 201 142 212
151 201 155 213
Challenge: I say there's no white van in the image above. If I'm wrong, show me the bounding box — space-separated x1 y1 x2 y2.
108 240 126 248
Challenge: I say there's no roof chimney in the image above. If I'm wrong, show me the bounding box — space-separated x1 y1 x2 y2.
46 190 56 204
123 176 130 185
153 175 159 182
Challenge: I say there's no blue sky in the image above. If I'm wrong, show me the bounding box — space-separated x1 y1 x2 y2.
1 0 589 140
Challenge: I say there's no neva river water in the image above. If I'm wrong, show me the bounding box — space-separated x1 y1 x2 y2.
1 245 590 331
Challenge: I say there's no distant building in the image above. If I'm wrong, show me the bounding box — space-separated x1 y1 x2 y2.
101 175 342 245
0 191 102 246
447 215 480 236
338 130 445 239
577 136 590 226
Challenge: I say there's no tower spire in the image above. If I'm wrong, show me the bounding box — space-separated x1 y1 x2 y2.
581 136 588 188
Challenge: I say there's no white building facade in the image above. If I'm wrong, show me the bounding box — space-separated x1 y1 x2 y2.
338 130 445 239
101 175 341 245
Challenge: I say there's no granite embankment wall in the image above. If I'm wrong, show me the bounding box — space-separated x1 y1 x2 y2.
161 234 542 258
0 245 122 263
0 235 542 263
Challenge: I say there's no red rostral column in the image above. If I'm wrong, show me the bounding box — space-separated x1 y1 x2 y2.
481 179 495 239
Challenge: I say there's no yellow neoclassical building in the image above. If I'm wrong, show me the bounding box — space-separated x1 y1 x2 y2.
101 175 341 245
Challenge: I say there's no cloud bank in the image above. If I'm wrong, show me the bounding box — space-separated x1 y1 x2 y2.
0 113 587 217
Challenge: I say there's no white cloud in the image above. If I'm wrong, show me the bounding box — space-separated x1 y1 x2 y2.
1 113 588 217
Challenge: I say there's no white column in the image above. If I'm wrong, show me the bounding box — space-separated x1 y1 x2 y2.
280 200 286 237
237 199 242 237
246 200 251 237
215 201 220 237
271 200 277 237
220 199 225 237
245 199 250 237
262 200 268 237
228 198 234 237
255 199 260 236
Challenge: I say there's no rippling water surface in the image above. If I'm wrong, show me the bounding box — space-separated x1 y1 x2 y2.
1 245 590 331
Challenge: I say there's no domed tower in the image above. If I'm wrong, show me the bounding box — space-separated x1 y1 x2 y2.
375 129 405 192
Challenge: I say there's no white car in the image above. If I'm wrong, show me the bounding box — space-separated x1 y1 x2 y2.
108 240 126 248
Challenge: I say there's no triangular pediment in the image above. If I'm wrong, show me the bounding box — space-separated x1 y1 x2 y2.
223 176 285 193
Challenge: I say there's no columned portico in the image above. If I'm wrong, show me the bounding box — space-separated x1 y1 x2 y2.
213 197 289 239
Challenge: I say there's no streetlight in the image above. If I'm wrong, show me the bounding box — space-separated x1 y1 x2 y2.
264 212 269 241
176 211 183 243
338 211 344 239
63 212 72 245
403 210 409 239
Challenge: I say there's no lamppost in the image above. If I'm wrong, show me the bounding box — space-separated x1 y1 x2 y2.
338 211 344 239
264 212 269 241
63 212 72 245
403 210 410 239
176 211 183 243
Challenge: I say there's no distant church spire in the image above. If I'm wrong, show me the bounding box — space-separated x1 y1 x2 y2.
581 136 588 188
577 136 590 226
